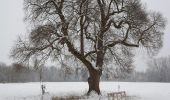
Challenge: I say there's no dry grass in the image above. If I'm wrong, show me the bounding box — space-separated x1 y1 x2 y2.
52 95 81 100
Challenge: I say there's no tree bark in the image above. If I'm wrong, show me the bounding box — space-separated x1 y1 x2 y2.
87 68 101 95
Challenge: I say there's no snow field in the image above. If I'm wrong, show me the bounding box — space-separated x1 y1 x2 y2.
0 82 170 100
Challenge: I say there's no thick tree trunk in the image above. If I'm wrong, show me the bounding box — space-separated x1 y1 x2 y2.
87 69 101 95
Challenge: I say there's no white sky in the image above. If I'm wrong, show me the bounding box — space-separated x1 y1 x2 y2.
0 0 170 71
0 0 26 64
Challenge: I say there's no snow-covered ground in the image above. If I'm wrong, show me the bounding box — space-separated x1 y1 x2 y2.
0 82 170 100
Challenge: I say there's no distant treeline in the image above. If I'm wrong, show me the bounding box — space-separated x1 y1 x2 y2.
128 56 170 82
0 63 89 82
0 56 170 83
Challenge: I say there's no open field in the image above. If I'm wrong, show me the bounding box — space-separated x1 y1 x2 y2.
0 82 170 100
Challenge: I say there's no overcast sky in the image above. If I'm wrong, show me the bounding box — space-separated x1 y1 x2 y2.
0 0 170 71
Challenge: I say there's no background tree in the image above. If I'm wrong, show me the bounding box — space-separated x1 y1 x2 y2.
146 57 170 82
11 0 166 95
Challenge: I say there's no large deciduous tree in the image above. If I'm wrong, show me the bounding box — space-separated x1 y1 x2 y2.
11 0 166 95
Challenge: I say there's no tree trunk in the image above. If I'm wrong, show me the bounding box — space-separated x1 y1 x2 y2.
87 69 101 95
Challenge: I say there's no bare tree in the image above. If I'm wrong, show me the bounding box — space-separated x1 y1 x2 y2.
11 0 166 95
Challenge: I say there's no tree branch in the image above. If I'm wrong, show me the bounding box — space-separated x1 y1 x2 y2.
107 40 139 48
85 51 96 58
